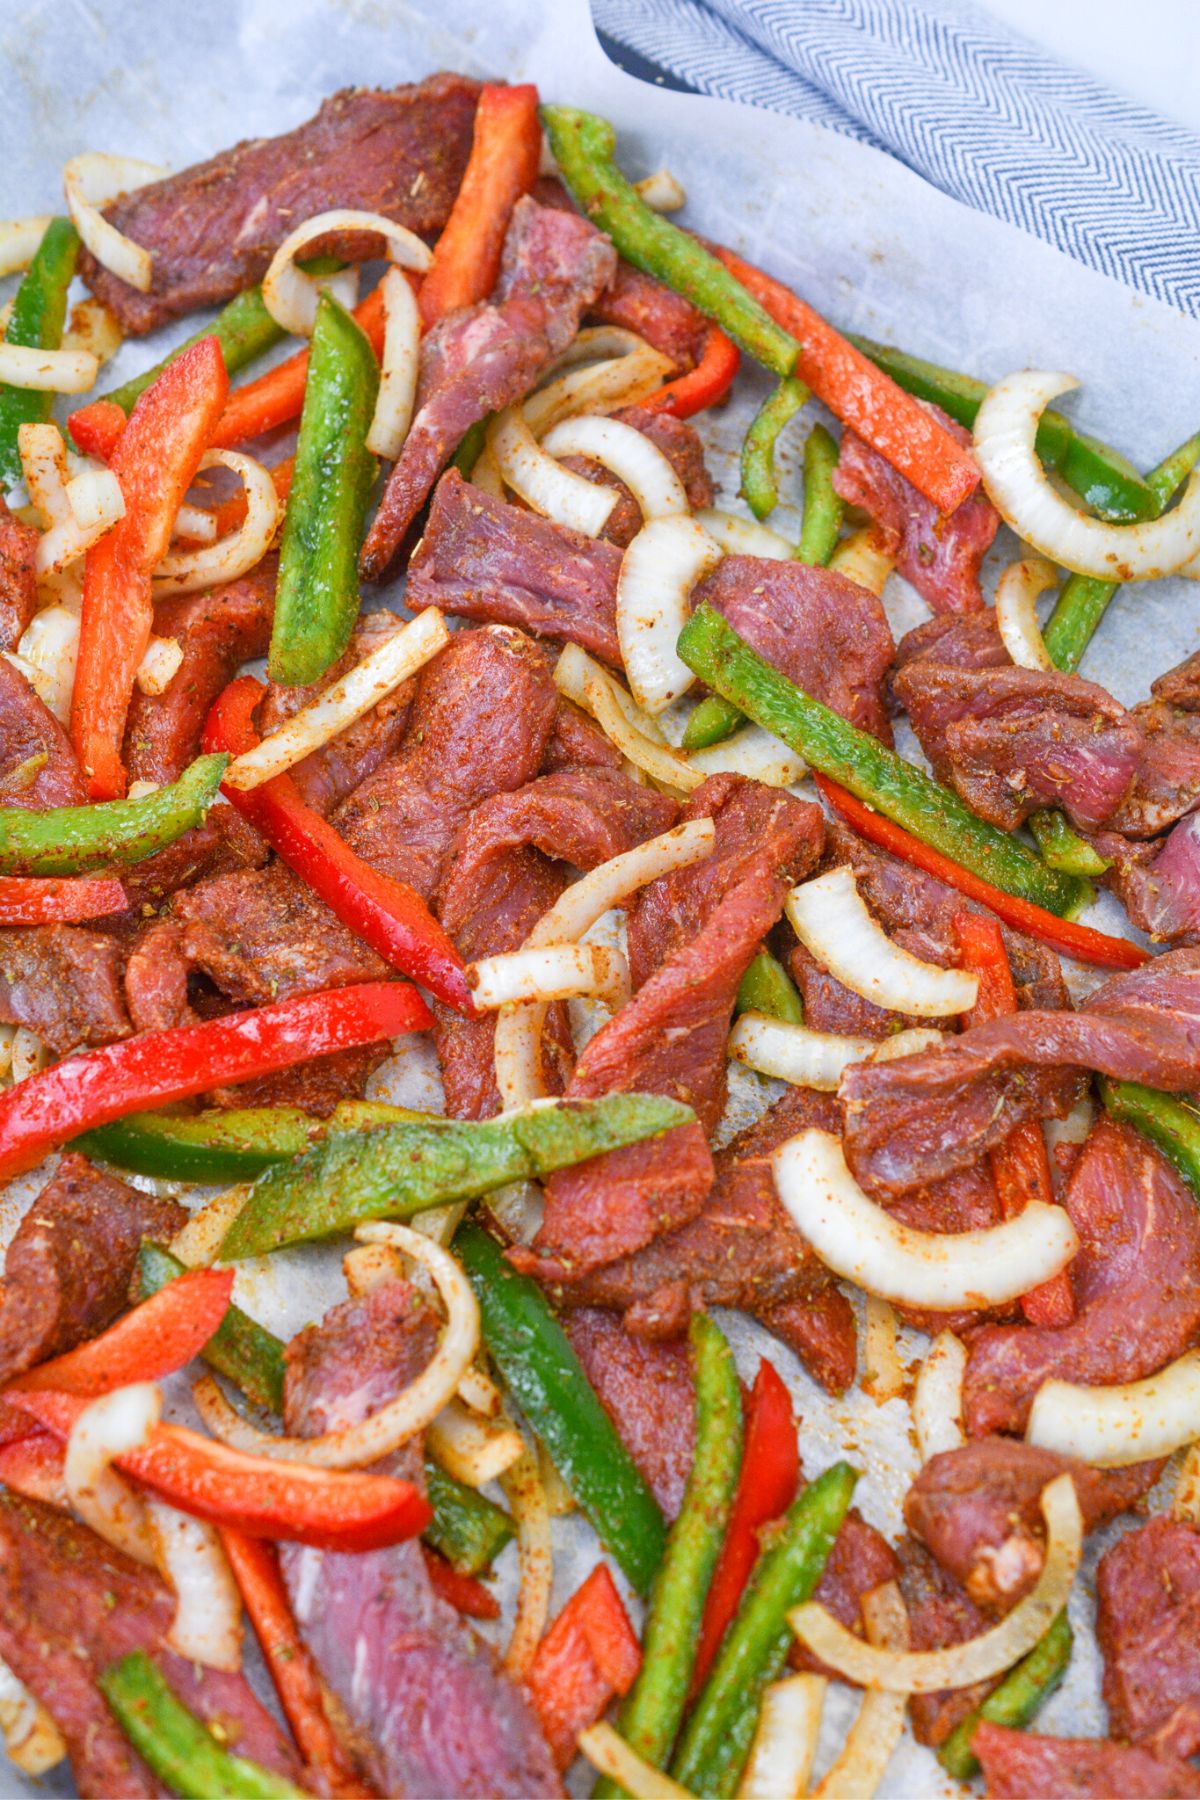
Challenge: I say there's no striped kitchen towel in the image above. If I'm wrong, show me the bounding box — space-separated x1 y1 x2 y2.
592 0 1200 320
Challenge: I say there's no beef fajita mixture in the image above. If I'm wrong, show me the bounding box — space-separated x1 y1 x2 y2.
0 67 1199 1800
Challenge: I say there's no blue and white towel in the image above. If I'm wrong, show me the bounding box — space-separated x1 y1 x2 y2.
592 0 1200 321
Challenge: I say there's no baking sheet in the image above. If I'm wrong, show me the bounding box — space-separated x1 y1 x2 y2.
4 0 1200 1791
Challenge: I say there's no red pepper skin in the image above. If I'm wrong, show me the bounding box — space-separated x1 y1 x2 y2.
12 1269 235 1397
640 323 741 420
0 980 431 1183
0 874 126 924
67 399 126 461
210 286 389 449
0 1429 68 1504
691 1359 799 1695
72 337 229 798
204 677 473 1013
525 1563 642 1769
954 911 1075 1328
815 774 1147 972
420 1544 502 1619
9 1388 432 1553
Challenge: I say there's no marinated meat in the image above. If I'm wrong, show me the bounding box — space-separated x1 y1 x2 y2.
79 76 483 334
0 496 37 653
542 697 624 774
891 608 1010 681
897 1536 997 1746
1109 659 1200 838
555 404 714 549
118 806 269 916
0 923 131 1050
831 403 999 613
963 1120 1200 1435
564 1308 695 1518
791 1513 902 1680
0 656 86 807
360 199 617 579
1097 1515 1200 1760
972 1721 1200 1798
1099 815 1200 946
0 1153 183 1394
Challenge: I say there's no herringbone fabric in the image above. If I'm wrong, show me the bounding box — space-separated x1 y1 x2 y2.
593 0 1200 319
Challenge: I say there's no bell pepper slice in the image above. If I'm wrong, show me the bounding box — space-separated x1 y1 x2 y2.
795 421 845 566
136 1242 287 1413
0 1429 69 1503
220 1529 369 1798
0 874 126 923
99 284 288 418
816 773 1146 972
0 218 79 490
12 1268 234 1396
9 1387 432 1552
0 752 227 878
939 1611 1073 1780
65 398 126 461
638 322 740 421
71 335 230 798
526 1563 642 1769
954 912 1075 1328
0 978 431 1182
735 949 804 1024
419 83 542 327
210 284 389 450
691 1359 799 1695
81 1105 320 1183
1100 1078 1200 1202
423 1459 515 1576
204 675 472 1012
740 376 809 521
420 1544 501 1619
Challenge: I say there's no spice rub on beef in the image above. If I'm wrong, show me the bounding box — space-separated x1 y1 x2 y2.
0 654 86 808
0 496 37 653
0 923 131 1050
1097 1515 1200 1762
79 75 483 334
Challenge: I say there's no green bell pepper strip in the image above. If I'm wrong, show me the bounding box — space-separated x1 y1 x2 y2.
541 107 798 377
0 218 79 491
736 949 804 1023
670 1462 858 1798
219 1092 694 1260
1042 429 1200 674
740 377 809 520
938 1610 1073 1781
0 752 227 877
848 335 1158 524
681 694 743 751
100 288 283 418
596 1315 743 1796
100 1651 309 1799
677 605 1087 917
1100 1079 1200 1200
422 1460 515 1576
269 292 379 687
81 1106 322 1182
452 415 489 477
795 421 844 566
1028 809 1110 879
455 1219 667 1593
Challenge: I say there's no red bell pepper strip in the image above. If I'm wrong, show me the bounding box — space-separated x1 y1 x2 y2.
209 285 389 449
0 1429 68 1504
67 398 126 461
815 774 1148 972
690 1359 799 1696
708 243 980 515
524 1563 642 1769
419 84 542 329
12 1269 235 1397
420 1544 501 1619
0 874 126 924
204 678 473 1013
639 323 741 420
0 979 431 1183
9 1387 432 1553
219 1527 370 1798
954 912 1075 1328
71 336 229 798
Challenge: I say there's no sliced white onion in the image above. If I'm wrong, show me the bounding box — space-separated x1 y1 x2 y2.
262 209 430 338
693 508 792 560
343 1240 405 1299
173 504 218 546
169 1186 249 1268
791 1475 1081 1693
686 722 806 789
537 1441 575 1517
862 1297 906 1405
18 422 72 527
224 609 448 790
786 867 978 1019
62 297 123 368
578 1724 696 1800
467 942 630 1011
500 1437 552 1679
913 1330 967 1464
542 415 689 521
489 406 618 536
739 1674 825 1800
152 449 280 597
1027 1349 1200 1468
427 1396 524 1487
870 1027 947 1063
135 636 184 697
467 442 507 499
730 1012 874 1092
1174 1444 1200 1522
457 1365 502 1418
147 1500 242 1672
0 343 98 394
15 606 79 722
541 325 656 379
0 217 53 279
0 1026 12 1085
0 1658 65 1776
772 1130 1079 1310
974 371 1200 581
10 1027 49 1084
811 1584 909 1799
829 526 894 597
994 558 1057 671
553 643 703 792
366 267 421 460
633 169 686 212
616 515 722 715
35 473 125 576
63 154 167 293
524 341 675 438
64 1382 161 1565
193 1222 478 1469
493 816 717 1108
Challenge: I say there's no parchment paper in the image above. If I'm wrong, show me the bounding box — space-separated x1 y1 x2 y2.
4 0 1200 1791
